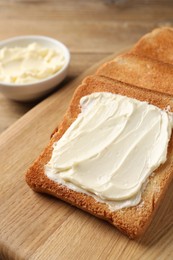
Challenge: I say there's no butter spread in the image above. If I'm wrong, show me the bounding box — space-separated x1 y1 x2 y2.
45 92 173 210
0 42 65 84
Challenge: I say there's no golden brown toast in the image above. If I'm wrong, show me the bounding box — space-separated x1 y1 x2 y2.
97 53 173 96
132 27 173 64
26 75 173 239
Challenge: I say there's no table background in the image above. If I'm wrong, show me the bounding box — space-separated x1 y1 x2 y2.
1 1 173 259
0 0 173 133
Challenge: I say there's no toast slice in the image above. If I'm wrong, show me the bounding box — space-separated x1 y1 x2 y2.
132 27 173 64
26 75 173 239
96 53 173 96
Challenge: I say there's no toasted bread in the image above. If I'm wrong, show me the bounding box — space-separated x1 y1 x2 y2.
26 75 173 239
97 53 173 96
132 27 173 64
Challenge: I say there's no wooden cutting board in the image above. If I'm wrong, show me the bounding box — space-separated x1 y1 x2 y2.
0 48 173 260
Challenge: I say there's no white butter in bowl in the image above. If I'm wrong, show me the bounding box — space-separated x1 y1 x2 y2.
0 36 70 101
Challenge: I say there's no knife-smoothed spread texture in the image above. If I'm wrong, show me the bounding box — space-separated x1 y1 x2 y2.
45 92 173 210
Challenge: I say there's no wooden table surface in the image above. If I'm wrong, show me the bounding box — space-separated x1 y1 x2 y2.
1 1 173 259
1 0 173 133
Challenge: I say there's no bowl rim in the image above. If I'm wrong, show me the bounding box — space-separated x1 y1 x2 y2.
0 35 70 88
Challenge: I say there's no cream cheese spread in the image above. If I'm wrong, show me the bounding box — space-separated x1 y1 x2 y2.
45 92 173 210
0 42 65 84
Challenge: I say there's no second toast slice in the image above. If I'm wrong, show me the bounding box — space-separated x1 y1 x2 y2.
97 53 173 96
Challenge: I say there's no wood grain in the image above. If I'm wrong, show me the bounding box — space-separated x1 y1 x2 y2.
0 51 173 260
1 0 173 134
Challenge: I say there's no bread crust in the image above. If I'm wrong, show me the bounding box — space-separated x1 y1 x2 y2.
26 75 173 239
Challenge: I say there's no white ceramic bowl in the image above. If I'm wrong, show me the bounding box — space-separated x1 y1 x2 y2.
0 36 70 101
